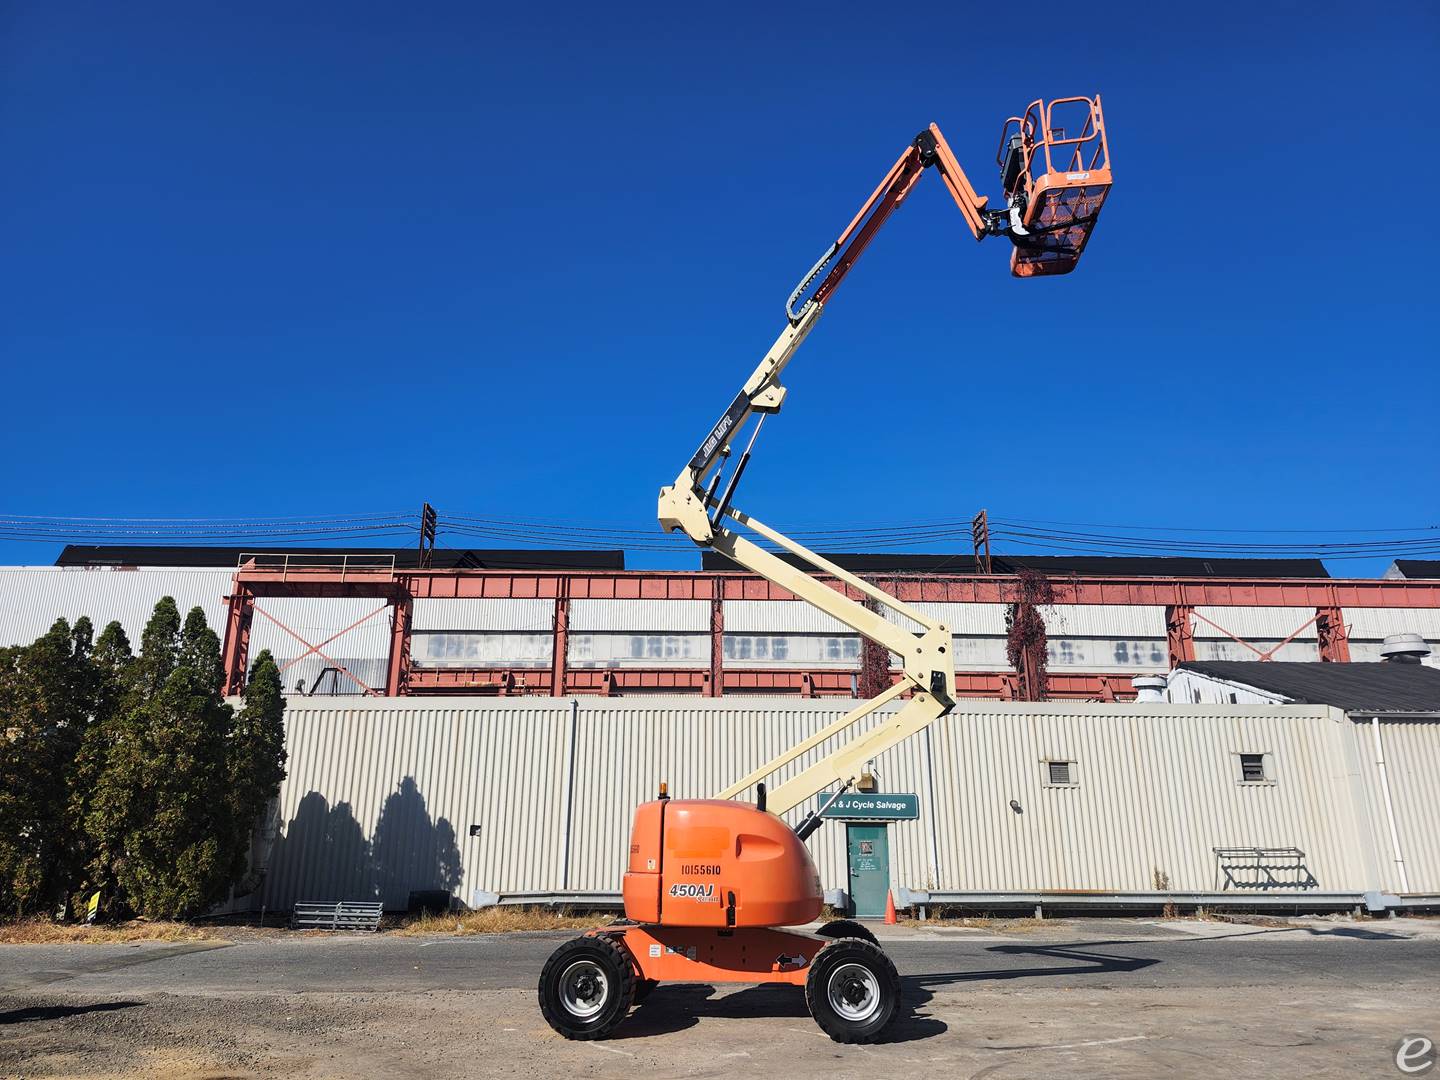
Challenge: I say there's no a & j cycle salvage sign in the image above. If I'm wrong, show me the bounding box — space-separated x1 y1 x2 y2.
819 793 920 820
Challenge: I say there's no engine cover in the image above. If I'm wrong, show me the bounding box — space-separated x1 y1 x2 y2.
622 799 823 928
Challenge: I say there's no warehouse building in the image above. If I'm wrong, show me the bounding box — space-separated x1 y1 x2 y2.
2 545 1438 702
5 545 1437 916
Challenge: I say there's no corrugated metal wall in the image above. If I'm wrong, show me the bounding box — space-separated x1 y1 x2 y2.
1164 669 1288 706
725 600 856 635
571 599 710 631
927 704 1363 892
412 598 554 631
1343 716 1440 892
249 596 394 695
0 566 230 647
253 696 1435 910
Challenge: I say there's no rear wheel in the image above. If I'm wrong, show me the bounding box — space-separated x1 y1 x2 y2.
816 918 879 947
538 935 636 1040
804 938 901 1043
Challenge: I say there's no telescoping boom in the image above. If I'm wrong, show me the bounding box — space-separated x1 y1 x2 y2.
539 95 1112 1046
658 96 1112 818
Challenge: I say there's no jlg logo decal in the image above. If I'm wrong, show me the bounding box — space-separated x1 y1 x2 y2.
668 882 717 902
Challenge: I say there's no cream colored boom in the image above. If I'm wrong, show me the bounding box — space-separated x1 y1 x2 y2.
657 304 958 817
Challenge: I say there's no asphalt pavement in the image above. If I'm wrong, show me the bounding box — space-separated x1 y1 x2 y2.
3 917 1437 1079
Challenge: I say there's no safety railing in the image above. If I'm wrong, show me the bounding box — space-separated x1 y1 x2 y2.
236 552 396 582
997 95 1110 192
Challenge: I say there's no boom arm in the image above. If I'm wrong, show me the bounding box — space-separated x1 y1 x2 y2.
657 124 1004 817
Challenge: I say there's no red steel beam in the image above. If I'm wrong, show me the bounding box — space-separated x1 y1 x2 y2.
387 595 413 696
709 592 724 698
551 583 570 697
1316 606 1351 663
220 584 255 696
231 565 1440 609
402 666 1138 701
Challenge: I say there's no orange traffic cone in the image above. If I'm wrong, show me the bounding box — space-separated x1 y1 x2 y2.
884 889 898 925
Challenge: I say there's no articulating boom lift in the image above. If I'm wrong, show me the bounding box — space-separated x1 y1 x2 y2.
539 95 1111 1043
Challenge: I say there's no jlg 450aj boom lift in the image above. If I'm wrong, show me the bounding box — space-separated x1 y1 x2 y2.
539 95 1112 1043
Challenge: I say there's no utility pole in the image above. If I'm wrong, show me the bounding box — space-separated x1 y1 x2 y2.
971 509 992 574
418 502 438 569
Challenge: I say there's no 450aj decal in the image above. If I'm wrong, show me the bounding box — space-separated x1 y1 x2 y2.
668 882 718 902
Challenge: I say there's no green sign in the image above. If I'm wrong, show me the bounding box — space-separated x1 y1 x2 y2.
820 793 919 821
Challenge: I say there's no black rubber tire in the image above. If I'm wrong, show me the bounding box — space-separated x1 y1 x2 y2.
537 935 637 1040
804 938 901 1044
633 978 659 1004
815 918 880 947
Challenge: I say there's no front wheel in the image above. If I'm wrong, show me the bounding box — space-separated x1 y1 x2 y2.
537 935 636 1040
815 918 879 946
804 938 901 1044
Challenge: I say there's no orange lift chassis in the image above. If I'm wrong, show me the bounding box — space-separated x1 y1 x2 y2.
538 95 1113 1043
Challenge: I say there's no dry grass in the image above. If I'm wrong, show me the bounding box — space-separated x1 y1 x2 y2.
395 906 604 936
903 915 1050 933
0 918 213 945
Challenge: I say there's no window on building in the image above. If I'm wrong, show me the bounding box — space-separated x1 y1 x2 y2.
722 634 856 668
1044 760 1077 786
1238 753 1270 783
568 632 708 667
411 631 552 668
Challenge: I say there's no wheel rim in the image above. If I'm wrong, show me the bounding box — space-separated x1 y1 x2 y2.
558 959 609 1018
826 961 881 1022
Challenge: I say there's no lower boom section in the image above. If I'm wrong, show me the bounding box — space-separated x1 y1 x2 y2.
538 921 902 1044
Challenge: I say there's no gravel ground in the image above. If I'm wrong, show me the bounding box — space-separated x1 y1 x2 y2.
1 917 1435 1079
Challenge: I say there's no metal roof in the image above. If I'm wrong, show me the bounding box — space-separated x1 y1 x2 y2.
699 552 1332 577
1176 660 1440 714
1392 560 1440 580
54 545 625 571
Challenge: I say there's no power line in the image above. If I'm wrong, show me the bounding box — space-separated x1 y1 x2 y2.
1 507 1437 563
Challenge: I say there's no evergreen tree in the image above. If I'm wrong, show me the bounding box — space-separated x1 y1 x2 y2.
2 597 286 923
85 599 238 918
67 621 133 912
227 650 288 891
0 618 97 916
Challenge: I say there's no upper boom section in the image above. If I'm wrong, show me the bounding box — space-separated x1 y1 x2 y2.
658 96 1111 812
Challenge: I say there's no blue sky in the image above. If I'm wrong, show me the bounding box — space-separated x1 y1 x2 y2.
2 2 1436 574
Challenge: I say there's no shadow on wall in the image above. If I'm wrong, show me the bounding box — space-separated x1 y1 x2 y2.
265 777 462 911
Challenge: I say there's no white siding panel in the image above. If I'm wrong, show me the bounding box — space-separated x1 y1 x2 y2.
1342 608 1440 640
570 598 710 632
412 597 554 632
262 699 573 909
247 696 1440 910
928 703 1357 893
1164 669 1289 706
724 600 856 635
1038 604 1168 638
1344 717 1440 892
0 566 230 648
880 602 1007 635
1346 640 1440 668
1193 639 1321 662
1192 607 1320 640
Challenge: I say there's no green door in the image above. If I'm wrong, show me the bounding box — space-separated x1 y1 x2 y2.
846 824 890 918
